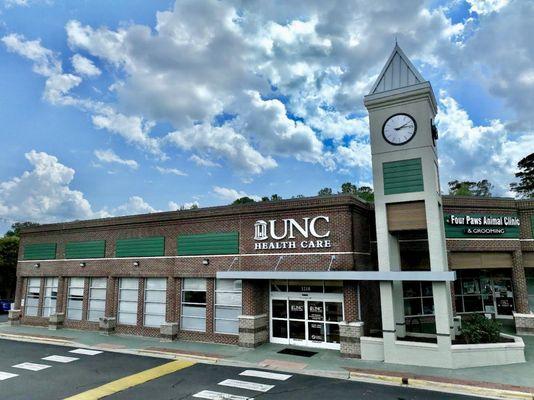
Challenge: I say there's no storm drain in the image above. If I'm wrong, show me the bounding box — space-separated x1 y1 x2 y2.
277 348 318 358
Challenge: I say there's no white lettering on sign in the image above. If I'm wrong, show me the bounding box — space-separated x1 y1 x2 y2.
254 216 332 251
447 214 520 227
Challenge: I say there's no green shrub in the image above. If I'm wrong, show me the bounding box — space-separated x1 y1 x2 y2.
460 314 501 344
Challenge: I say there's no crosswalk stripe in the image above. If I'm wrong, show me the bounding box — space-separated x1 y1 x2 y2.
239 370 292 381
193 390 252 400
69 349 103 356
218 379 274 393
0 371 18 380
12 362 51 371
42 355 79 363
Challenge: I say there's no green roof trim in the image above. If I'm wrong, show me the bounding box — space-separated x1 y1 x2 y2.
116 236 165 257
65 240 106 259
24 243 56 260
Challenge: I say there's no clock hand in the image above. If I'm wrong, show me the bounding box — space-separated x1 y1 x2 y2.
394 123 408 130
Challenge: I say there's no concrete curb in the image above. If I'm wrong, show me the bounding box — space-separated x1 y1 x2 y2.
348 372 534 400
1 331 532 400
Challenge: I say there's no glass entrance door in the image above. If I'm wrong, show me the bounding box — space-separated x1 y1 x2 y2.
493 278 514 317
270 296 343 349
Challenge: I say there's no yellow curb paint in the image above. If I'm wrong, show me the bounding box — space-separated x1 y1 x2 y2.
63 359 195 400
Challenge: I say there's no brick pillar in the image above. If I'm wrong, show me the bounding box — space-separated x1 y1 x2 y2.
206 278 215 334
238 279 269 348
57 277 66 314
37 277 45 317
137 278 145 327
339 321 364 358
105 277 115 317
512 250 529 314
13 276 23 310
166 277 176 323
81 277 90 321
175 278 182 324
343 281 359 322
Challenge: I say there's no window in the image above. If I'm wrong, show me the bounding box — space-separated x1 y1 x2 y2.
25 277 41 317
118 278 139 325
181 278 206 332
144 278 167 327
67 277 85 320
42 277 58 317
527 269 534 312
88 278 107 322
403 281 434 317
215 279 242 334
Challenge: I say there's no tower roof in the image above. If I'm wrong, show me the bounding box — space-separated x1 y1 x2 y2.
369 44 426 95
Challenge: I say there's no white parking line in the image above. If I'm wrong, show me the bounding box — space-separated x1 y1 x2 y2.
193 390 252 400
218 379 274 393
239 370 292 381
42 355 79 363
0 371 18 381
12 362 51 371
69 348 103 356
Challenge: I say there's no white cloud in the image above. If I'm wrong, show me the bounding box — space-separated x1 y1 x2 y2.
111 196 158 216
71 54 101 77
466 0 510 15
2 33 60 77
189 154 221 168
436 93 532 195
155 166 187 176
91 108 163 157
0 150 101 224
167 124 277 175
213 186 260 202
335 140 372 168
94 149 138 169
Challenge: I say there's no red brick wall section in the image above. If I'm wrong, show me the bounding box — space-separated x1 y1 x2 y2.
512 250 529 314
343 281 359 322
166 276 176 323
242 280 269 316
206 278 214 334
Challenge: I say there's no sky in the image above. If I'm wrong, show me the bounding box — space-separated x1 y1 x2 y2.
0 0 533 233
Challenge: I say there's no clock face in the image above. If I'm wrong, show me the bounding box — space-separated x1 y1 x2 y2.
382 113 417 145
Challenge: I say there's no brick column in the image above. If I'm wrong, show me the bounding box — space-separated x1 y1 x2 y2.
13 276 23 309
166 276 176 323
57 277 67 314
339 321 364 358
238 279 269 348
137 278 145 327
343 281 359 322
105 277 115 317
206 278 215 334
512 250 529 314
37 278 45 317
81 277 90 321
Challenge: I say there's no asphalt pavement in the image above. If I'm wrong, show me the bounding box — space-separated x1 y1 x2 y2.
0 339 482 400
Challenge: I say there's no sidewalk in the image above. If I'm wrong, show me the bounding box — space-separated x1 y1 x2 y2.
1 322 534 399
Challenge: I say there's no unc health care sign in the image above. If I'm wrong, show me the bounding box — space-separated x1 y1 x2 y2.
254 216 332 250
444 213 520 238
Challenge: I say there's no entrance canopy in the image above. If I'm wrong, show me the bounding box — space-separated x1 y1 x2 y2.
217 270 456 281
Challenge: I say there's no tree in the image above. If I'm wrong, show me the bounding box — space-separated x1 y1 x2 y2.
340 182 358 194
355 186 374 202
510 152 534 198
448 180 493 197
232 196 256 205
318 187 333 196
5 221 39 237
261 194 283 202
0 236 18 299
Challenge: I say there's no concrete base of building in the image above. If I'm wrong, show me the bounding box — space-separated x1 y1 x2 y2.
339 321 364 358
238 314 268 348
99 317 116 335
8 310 21 326
513 312 534 335
48 313 64 330
160 322 179 341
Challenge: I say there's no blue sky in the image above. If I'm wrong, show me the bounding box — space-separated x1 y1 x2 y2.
0 0 532 233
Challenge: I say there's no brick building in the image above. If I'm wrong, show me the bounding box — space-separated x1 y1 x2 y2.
9 194 534 355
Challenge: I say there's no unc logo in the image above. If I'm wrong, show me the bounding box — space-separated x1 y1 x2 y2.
254 220 268 241
253 216 330 242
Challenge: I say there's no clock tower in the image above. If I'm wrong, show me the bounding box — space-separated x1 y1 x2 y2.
364 44 455 365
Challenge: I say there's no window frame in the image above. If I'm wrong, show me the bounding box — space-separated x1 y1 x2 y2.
42 277 59 318
118 278 139 326
143 278 167 328
66 277 85 321
403 281 434 317
88 277 107 322
214 279 242 335
181 278 207 332
24 277 41 317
